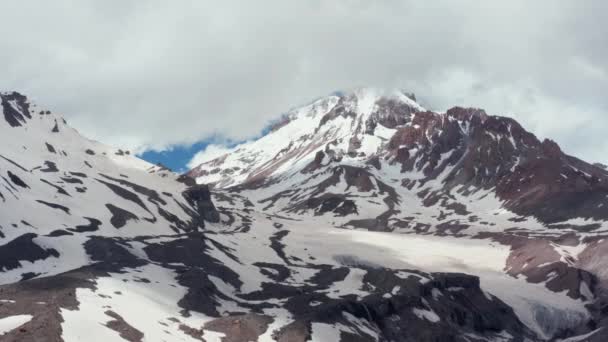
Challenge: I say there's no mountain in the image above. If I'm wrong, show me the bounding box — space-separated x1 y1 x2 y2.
1 89 608 341
189 88 608 225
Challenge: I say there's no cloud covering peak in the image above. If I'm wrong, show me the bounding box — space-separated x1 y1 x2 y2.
0 0 606 164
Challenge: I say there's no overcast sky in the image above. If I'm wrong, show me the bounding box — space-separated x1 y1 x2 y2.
1 1 607 167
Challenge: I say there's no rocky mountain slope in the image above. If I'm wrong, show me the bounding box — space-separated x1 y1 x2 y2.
1 89 608 341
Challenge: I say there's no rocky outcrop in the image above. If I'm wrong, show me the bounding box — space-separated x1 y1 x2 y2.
1 91 31 128
183 184 220 224
273 269 535 342
304 194 358 216
384 106 608 223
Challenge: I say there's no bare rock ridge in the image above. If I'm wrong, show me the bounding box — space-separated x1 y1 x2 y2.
1 91 32 127
0 89 607 341
183 184 220 224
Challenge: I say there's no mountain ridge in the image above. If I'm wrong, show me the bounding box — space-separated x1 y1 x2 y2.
1 89 607 341
188 88 608 225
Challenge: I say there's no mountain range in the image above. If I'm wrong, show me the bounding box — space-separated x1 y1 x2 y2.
1 88 607 341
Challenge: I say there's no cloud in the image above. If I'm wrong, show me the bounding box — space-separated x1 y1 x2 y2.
0 0 606 164
187 144 234 170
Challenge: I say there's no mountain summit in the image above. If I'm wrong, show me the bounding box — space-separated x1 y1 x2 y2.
189 88 608 225
188 88 425 188
1 90 608 341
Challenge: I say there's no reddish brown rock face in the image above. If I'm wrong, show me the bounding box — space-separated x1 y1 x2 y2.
501 235 595 300
381 106 608 224
302 150 326 174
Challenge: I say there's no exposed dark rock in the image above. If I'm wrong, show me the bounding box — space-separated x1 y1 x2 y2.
308 265 350 288
0 154 29 172
365 96 417 134
436 221 470 235
0 233 59 271
253 262 291 282
40 161 59 172
68 171 87 178
301 150 325 174
177 174 197 186
39 179 69 196
143 233 242 316
46 229 73 237
183 184 220 223
7 171 29 188
35 200 70 214
318 100 357 129
60 176 83 184
84 236 146 270
68 217 102 233
104 310 144 341
269 230 291 265
96 178 150 214
21 272 40 281
304 194 358 216
51 119 59 133
366 156 381 170
45 143 56 153
1 92 31 127
105 204 138 229
99 174 166 205
345 217 391 231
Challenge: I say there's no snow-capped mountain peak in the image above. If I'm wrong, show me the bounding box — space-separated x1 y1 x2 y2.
189 88 608 227
187 88 426 187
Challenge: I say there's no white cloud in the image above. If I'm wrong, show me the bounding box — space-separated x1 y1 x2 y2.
187 144 234 170
0 0 606 164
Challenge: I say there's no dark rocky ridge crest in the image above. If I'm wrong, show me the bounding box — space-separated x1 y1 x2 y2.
1 91 31 127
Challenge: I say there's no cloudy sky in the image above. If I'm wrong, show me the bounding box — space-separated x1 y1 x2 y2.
1 1 607 170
